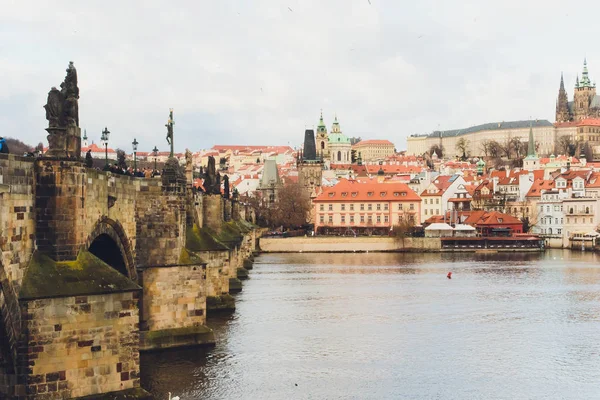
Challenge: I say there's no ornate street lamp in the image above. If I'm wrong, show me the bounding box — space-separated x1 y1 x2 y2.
152 146 159 171
132 138 139 172
101 127 110 167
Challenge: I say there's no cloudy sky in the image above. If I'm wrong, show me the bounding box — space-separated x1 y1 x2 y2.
1 0 598 153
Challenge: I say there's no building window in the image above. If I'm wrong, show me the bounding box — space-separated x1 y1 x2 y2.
376 215 381 223
436 199 439 204
377 204 381 211
384 215 389 223
341 215 346 223
360 215 365 223
398 204 403 210
341 204 346 211
368 216 373 224
384 203 389 211
329 204 333 211
350 215 354 223
425 209 428 215
320 215 324 223
350 204 354 211
368 204 372 211
319 204 324 211
410 204 414 210
328 215 333 223
360 204 364 211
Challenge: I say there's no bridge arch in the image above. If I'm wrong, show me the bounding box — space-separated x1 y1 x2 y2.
86 217 137 281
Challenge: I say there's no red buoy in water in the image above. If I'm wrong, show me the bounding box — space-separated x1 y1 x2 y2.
447 272 452 279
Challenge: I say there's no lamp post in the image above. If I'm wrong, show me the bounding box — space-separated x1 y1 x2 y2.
101 127 110 168
152 146 159 171
132 138 139 173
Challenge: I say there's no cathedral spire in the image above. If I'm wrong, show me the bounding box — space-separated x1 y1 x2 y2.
580 58 592 87
317 109 326 133
560 72 565 90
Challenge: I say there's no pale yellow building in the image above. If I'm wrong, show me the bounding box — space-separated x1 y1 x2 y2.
407 120 556 158
352 140 395 162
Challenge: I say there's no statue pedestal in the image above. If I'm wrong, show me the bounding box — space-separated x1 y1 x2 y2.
45 126 81 159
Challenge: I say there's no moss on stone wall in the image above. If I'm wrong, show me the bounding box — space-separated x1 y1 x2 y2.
77 387 152 400
186 224 229 251
179 247 203 265
20 250 140 300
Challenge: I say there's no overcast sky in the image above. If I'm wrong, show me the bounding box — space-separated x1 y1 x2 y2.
1 0 598 153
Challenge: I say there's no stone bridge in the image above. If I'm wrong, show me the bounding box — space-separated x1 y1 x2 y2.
0 153 259 399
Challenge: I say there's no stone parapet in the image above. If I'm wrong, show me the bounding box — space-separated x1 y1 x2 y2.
259 236 442 252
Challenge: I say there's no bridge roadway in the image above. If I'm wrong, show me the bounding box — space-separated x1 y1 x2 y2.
0 153 258 399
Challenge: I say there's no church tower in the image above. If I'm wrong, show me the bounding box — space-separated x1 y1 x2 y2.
315 110 329 159
297 129 323 222
573 59 597 121
556 73 571 122
523 122 540 170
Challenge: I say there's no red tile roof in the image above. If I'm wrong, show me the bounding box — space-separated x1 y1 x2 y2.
314 179 420 202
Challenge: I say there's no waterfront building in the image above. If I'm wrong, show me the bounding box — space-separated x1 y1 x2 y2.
420 175 468 222
313 178 421 235
352 139 395 162
534 190 565 238
424 210 524 236
562 197 600 247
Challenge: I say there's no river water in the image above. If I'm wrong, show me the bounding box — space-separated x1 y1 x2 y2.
140 250 600 399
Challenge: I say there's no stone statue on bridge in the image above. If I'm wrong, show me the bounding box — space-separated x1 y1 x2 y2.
165 108 174 158
223 175 230 199
44 61 81 159
204 156 221 195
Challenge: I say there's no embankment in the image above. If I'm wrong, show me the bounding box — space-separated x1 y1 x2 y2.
259 236 440 253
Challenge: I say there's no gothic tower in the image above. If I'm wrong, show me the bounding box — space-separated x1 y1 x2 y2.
297 129 323 222
315 110 329 159
573 59 597 121
556 73 570 122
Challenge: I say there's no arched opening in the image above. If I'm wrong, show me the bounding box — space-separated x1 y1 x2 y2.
337 151 341 162
89 234 129 277
320 141 325 150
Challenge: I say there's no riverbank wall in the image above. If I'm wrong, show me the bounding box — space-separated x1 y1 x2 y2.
259 237 441 253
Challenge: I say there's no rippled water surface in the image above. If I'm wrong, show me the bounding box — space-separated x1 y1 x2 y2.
141 250 600 399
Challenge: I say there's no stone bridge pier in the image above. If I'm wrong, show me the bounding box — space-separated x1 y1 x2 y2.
0 153 258 399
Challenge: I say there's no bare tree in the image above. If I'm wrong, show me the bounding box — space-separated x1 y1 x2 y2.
455 138 470 160
428 144 444 158
556 135 574 156
116 149 127 169
509 137 525 159
500 138 512 159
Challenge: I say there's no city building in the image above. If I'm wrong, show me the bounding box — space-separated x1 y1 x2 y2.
313 178 421 235
406 120 555 157
352 139 395 162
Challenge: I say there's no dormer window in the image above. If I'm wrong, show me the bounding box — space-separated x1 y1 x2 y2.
498 218 503 223
351 192 358 197
380 192 387 197
393 192 400 197
341 192 348 197
328 192 335 198
401 192 407 196
367 192 374 197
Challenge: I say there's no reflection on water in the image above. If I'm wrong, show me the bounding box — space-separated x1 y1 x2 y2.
141 249 600 399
